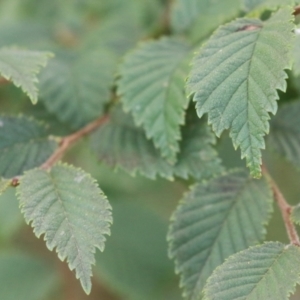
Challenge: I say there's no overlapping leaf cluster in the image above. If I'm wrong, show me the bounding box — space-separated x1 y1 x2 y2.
1 0 300 298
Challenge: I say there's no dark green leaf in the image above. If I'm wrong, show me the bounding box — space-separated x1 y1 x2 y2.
38 49 117 129
168 170 273 300
0 115 57 178
91 106 223 181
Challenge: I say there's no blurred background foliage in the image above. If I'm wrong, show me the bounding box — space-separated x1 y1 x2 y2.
0 0 300 299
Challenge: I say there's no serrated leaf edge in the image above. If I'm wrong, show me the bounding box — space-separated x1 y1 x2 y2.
187 8 295 178
16 162 113 294
203 241 300 300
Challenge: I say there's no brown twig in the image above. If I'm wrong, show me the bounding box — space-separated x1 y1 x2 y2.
294 5 300 16
262 164 300 246
41 114 109 170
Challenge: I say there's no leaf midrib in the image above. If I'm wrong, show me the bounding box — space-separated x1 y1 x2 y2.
47 170 87 281
191 176 253 299
244 247 286 299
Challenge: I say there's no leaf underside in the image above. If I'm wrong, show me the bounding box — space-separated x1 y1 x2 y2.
0 48 52 104
187 8 294 178
17 163 112 294
168 170 273 300
91 105 223 181
0 115 57 178
204 242 300 300
117 37 190 164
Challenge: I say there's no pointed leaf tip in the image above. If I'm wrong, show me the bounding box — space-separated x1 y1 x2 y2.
0 48 53 104
17 163 112 294
187 8 294 178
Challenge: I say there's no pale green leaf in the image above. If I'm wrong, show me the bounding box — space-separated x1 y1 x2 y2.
117 37 191 164
0 253 58 300
168 170 273 300
291 204 300 225
0 48 52 104
187 8 295 178
38 49 117 129
267 101 300 167
91 106 223 181
204 242 300 300
0 115 57 178
171 0 240 42
17 163 112 294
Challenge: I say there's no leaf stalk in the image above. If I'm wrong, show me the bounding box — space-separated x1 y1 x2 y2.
262 164 300 246
41 114 109 170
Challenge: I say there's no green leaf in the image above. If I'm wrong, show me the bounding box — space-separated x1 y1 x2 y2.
171 0 240 42
38 49 117 129
0 115 57 178
291 204 300 225
293 27 300 76
17 163 112 294
91 106 223 181
267 101 300 167
187 8 295 178
0 253 58 300
204 242 300 300
0 48 52 104
117 37 191 164
168 170 273 300
95 201 176 300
